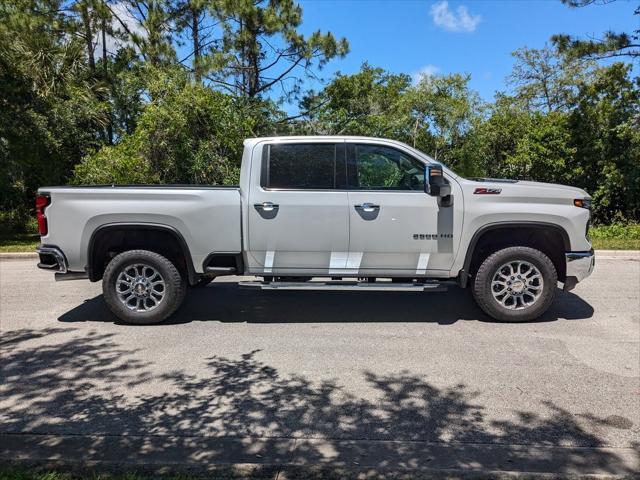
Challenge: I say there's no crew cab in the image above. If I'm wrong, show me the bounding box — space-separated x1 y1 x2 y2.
36 136 595 324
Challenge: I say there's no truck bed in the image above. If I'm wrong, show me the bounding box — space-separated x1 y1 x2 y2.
38 185 242 273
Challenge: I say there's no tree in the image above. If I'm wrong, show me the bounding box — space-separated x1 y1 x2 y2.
0 0 108 231
301 64 413 138
567 63 640 222
207 0 348 99
552 0 639 60
172 0 217 84
107 0 176 67
407 73 484 175
507 45 594 112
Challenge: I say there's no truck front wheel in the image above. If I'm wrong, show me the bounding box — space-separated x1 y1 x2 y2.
472 246 557 322
103 249 186 324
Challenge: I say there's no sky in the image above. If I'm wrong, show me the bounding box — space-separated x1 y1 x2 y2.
294 0 637 102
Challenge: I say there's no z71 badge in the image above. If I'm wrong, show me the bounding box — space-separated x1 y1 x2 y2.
474 187 502 194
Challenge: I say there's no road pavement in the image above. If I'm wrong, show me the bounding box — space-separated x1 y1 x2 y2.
0 255 638 477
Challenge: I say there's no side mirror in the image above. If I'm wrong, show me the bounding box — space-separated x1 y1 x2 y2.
425 164 451 197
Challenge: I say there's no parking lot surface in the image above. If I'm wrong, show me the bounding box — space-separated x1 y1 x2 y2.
0 256 638 477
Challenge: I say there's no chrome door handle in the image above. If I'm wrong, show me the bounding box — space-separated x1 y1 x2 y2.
355 203 380 213
254 201 279 212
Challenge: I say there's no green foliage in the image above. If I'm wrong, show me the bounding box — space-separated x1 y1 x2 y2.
508 45 595 111
303 65 486 177
302 63 413 138
73 68 271 185
0 0 108 231
407 73 485 176
567 63 640 223
471 99 576 183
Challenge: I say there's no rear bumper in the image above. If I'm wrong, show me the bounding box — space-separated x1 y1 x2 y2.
36 245 68 273
564 249 595 291
37 245 88 281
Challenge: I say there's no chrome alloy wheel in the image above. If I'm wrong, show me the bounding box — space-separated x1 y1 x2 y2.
116 263 166 312
491 260 543 310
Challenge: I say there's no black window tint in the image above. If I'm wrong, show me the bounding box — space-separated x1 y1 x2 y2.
266 144 336 189
350 144 425 190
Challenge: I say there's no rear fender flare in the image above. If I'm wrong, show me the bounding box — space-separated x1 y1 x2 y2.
87 222 198 285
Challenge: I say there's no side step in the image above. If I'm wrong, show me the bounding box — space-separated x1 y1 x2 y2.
239 280 448 292
204 266 236 275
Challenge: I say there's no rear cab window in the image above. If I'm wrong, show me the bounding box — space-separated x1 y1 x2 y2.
262 143 346 190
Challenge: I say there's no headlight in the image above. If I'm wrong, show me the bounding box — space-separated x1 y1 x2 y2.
574 198 591 209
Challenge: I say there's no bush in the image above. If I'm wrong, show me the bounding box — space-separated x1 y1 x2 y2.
0 207 38 234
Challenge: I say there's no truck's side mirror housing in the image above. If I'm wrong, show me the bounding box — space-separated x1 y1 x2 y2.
425 164 451 197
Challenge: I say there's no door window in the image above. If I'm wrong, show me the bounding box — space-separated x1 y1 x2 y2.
263 143 343 189
349 144 425 191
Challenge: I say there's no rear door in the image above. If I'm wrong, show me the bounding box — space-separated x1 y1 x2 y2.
346 143 455 275
247 141 351 275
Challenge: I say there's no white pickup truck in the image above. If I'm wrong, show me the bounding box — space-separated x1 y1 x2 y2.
36 136 594 324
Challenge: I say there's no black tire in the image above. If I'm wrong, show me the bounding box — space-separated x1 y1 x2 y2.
103 249 186 325
472 246 557 322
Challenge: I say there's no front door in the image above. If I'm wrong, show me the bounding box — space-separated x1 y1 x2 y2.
247 142 350 275
346 143 455 275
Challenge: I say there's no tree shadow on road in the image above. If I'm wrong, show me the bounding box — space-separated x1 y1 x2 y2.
58 283 594 325
1 327 633 477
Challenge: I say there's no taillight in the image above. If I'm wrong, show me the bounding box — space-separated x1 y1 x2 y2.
35 194 50 236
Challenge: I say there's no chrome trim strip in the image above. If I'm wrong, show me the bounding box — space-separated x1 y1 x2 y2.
566 251 594 261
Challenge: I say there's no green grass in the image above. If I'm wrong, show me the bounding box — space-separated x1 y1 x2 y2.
590 237 640 250
0 233 39 253
589 223 640 250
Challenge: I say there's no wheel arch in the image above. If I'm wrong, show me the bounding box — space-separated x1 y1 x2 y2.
87 222 198 285
459 221 570 288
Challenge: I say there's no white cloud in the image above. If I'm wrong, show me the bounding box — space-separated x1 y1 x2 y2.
412 64 440 84
430 1 481 33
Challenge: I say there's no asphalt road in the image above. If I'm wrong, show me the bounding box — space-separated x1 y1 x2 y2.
0 255 639 477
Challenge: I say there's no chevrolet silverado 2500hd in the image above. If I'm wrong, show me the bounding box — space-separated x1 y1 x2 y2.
36 136 595 324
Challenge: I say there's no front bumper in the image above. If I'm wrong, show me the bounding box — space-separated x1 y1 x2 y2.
564 249 595 291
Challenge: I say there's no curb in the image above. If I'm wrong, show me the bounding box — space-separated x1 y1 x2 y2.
0 252 38 259
595 250 640 259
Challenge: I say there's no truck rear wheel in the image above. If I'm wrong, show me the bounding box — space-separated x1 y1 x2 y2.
472 246 557 322
103 249 186 325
